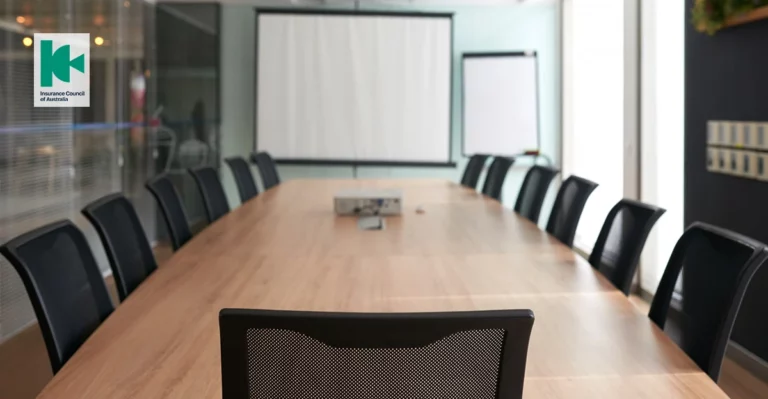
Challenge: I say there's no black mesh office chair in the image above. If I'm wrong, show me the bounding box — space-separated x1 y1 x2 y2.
225 156 259 203
188 166 231 223
460 154 489 189
514 166 559 223
648 222 767 382
588 199 665 295
545 175 598 247
219 309 535 399
0 221 114 374
82 193 158 301
145 175 193 251
250 151 281 190
481 157 515 201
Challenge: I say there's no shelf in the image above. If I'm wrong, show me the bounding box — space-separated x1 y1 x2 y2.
724 5 768 29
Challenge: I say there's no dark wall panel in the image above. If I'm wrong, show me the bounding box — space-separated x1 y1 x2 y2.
685 0 768 361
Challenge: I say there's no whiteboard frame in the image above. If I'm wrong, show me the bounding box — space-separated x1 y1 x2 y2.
461 51 541 158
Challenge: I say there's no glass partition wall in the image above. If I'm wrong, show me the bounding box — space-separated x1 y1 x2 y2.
0 1 222 341
154 3 220 230
0 0 156 340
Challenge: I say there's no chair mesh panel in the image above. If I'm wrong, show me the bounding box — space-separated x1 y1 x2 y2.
678 238 742 370
226 157 259 202
264 152 281 184
514 166 558 223
548 183 577 237
481 157 514 201
146 176 193 251
190 167 231 223
516 173 541 218
588 200 665 295
545 176 598 247
83 195 157 300
460 155 489 189
670 238 748 370
0 221 113 373
252 152 280 190
246 328 505 399
598 209 632 271
220 309 534 399
649 223 766 381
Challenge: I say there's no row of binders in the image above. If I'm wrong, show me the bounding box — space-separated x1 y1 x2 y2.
707 148 768 180
708 120 768 149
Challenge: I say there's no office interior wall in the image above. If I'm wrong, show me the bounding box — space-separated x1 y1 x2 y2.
684 0 768 364
220 6 255 208
220 2 560 212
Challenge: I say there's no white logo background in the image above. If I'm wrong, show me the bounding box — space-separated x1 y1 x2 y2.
33 33 90 108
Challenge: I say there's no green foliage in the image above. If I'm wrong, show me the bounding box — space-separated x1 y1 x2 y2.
692 0 768 34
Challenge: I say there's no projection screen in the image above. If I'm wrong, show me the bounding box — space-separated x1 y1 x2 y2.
256 10 453 165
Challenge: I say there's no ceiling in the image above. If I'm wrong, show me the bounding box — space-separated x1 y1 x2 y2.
0 0 148 53
0 0 146 29
158 0 556 6
0 0 555 54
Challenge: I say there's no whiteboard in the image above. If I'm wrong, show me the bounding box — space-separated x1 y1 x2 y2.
462 53 540 156
256 11 453 165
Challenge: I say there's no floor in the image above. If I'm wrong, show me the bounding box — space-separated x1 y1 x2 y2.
0 323 51 399
628 296 768 399
0 245 172 399
1 250 766 399
721 358 768 399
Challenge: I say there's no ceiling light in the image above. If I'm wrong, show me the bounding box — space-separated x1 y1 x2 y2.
22 37 32 47
94 36 105 46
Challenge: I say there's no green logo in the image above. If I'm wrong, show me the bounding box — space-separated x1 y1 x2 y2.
40 39 85 87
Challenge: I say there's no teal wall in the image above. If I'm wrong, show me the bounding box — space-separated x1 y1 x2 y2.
220 5 256 209
220 3 561 214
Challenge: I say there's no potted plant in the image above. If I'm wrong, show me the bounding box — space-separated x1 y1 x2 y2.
692 0 768 34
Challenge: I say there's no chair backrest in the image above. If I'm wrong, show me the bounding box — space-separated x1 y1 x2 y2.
545 175 598 247
251 151 281 190
0 220 114 374
225 157 260 203
219 309 535 399
481 157 515 201
648 222 767 382
460 154 489 189
82 193 158 301
189 166 231 223
588 199 666 295
146 175 193 251
513 166 559 223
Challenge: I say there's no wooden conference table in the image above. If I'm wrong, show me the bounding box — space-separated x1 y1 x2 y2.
38 179 728 398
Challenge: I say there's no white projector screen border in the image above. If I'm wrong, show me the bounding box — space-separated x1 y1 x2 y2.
254 8 456 168
461 52 541 158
